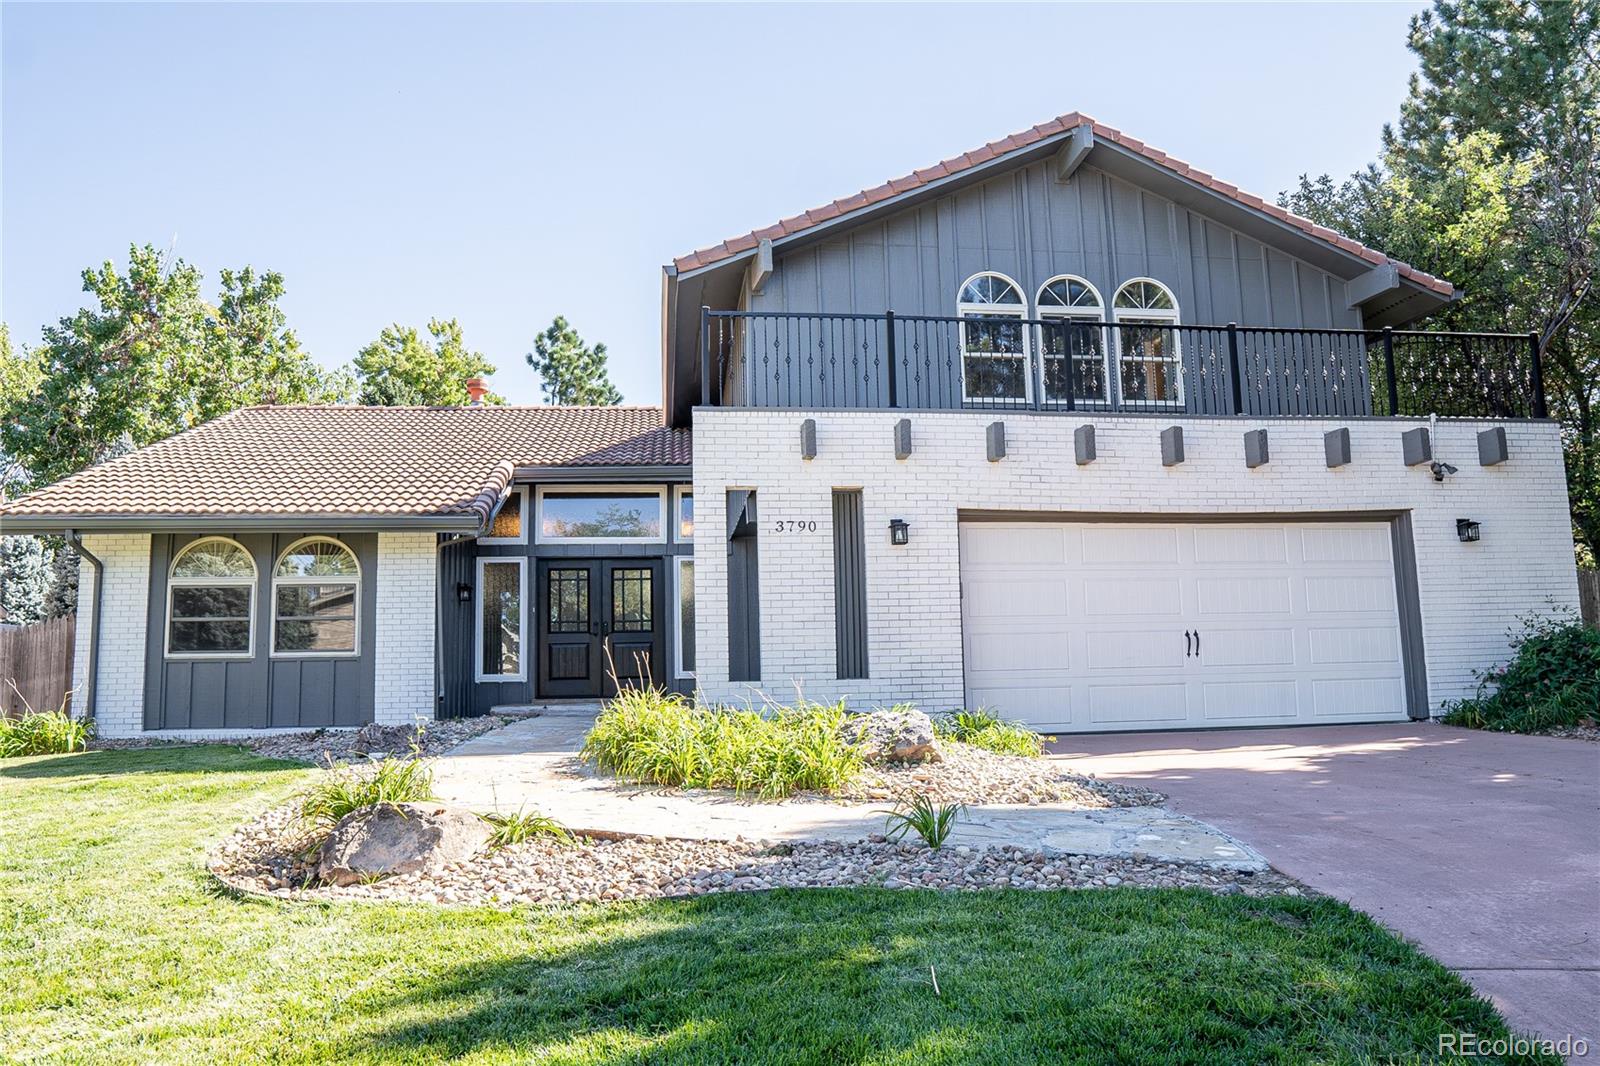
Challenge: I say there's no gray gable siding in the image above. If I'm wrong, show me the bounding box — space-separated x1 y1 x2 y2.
748 162 1362 331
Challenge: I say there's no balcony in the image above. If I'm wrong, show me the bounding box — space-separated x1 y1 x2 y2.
698 310 1547 420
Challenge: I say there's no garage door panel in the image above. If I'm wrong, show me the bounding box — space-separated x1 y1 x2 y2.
1202 680 1301 719
1309 627 1401 665
1088 682 1187 724
1193 526 1288 564
966 578 1068 619
962 525 1068 566
1312 678 1406 717
1301 526 1392 564
1084 577 1182 617
1082 526 1178 565
1086 630 1186 670
966 628 1071 673
1305 575 1396 614
1195 576 1292 615
967 685 1072 727
1198 627 1297 667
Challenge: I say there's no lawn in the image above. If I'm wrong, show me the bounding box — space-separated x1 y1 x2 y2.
0 747 1549 1065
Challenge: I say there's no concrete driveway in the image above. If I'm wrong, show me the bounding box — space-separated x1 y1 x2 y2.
1050 723 1599 1045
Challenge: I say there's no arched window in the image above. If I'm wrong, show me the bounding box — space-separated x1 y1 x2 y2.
957 272 1030 403
1112 278 1183 406
1037 275 1107 404
167 538 256 657
272 538 360 656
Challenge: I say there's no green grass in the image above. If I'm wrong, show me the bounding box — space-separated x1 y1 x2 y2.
931 708 1045 757
0 746 1553 1064
581 687 864 798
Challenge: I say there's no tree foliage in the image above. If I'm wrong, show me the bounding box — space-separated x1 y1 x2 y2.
526 316 622 405
2 245 350 488
353 319 501 406
1282 0 1600 560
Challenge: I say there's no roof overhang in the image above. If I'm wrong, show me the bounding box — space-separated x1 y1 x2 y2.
0 512 482 535
511 463 692 483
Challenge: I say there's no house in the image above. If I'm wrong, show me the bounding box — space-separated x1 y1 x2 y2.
0 112 1580 737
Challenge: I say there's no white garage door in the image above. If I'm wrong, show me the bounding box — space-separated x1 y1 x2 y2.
959 520 1410 732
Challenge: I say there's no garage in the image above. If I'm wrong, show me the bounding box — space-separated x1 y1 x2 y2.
959 520 1414 732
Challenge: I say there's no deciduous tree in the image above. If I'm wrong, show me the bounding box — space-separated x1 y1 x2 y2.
353 319 501 406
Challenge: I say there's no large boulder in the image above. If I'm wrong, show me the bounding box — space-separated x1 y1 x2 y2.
349 722 424 756
842 708 941 764
315 802 490 886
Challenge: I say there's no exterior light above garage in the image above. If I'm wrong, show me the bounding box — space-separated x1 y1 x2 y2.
889 518 910 546
1456 519 1481 543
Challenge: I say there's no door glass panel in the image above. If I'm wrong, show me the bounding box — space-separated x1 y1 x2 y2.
480 562 522 676
611 568 652 633
547 568 590 633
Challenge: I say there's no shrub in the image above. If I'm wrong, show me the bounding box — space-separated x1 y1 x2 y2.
479 808 574 848
581 687 865 799
932 708 1044 757
881 792 964 850
0 709 94 757
1441 613 1600 734
300 755 435 827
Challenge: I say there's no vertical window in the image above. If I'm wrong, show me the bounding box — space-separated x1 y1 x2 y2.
482 486 528 544
166 538 256 657
272 537 360 655
675 557 695 678
477 558 526 681
957 272 1030 403
675 487 694 541
832 489 868 680
1037 275 1108 404
1113 279 1183 406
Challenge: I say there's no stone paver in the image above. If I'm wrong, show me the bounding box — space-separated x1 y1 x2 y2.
431 715 1265 869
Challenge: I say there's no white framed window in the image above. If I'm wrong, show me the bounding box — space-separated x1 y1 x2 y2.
480 485 528 545
272 537 360 657
165 537 256 659
674 486 694 542
674 556 695 679
1112 278 1183 406
475 557 526 682
957 271 1031 403
535 485 668 544
1036 275 1109 404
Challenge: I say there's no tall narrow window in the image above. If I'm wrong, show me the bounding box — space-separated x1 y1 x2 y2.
477 558 526 681
957 272 1030 403
272 537 360 655
1037 275 1108 404
675 557 695 678
1113 279 1183 406
675 487 694 541
166 537 256 657
832 490 868 680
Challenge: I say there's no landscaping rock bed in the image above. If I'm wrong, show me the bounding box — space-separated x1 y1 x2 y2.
92 715 512 762
212 802 1299 906
828 740 1162 808
1544 723 1600 742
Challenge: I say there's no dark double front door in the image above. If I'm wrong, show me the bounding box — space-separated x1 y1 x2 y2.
537 559 663 697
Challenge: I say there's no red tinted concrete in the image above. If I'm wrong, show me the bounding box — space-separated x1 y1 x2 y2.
1050 723 1600 1046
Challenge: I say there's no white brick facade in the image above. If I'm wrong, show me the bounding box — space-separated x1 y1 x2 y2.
372 531 438 725
70 534 152 738
692 410 1579 717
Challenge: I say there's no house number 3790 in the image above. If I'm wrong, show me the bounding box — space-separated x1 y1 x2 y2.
774 520 818 534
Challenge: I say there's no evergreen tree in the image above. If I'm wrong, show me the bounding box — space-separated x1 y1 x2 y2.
0 536 53 626
526 316 622 405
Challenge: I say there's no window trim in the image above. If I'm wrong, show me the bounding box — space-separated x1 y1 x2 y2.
956 270 1032 405
1036 274 1109 405
164 536 257 661
479 485 530 545
270 536 361 660
534 484 669 545
474 556 528 683
673 485 694 543
1111 277 1184 408
674 556 695 680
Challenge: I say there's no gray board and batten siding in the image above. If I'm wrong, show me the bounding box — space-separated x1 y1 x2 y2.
143 532 378 730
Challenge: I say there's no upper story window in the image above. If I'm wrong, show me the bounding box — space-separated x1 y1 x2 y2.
482 486 528 545
272 537 360 656
536 486 667 543
1037 275 1108 404
1112 278 1183 405
167 537 256 658
957 272 1030 403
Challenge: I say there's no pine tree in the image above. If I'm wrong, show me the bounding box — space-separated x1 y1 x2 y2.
0 536 53 626
526 317 622 405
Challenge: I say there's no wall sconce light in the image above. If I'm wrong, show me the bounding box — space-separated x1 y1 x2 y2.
889 518 910 546
456 582 473 602
1456 519 1481 543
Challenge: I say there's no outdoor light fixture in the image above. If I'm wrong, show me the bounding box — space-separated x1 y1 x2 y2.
1431 460 1459 482
456 582 473 602
1456 519 1481 543
889 518 910 546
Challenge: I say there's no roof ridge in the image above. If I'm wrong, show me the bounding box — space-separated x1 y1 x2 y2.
672 110 1453 297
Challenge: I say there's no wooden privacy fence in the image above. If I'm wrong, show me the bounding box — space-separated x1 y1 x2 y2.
1581 570 1599 627
0 614 75 717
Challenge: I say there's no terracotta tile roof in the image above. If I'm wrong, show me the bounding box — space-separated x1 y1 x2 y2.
0 405 690 526
673 112 1455 297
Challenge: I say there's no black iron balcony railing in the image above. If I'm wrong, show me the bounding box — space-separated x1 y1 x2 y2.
698 309 1547 420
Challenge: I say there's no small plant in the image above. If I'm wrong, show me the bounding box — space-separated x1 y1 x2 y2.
0 684 93 757
881 792 964 850
299 754 435 827
932 707 1044 757
479 808 575 848
1442 612 1600 734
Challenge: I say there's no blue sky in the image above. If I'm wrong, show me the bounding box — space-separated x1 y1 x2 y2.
3 2 1425 406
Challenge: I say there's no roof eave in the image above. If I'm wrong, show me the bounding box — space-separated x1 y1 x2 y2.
0 512 483 535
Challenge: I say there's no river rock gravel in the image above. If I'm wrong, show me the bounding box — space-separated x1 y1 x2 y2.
828 741 1162 808
94 716 512 763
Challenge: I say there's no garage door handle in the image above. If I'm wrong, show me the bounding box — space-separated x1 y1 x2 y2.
1184 630 1192 657
1194 630 1200 658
